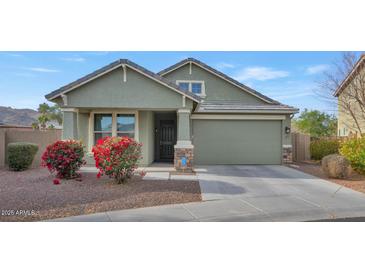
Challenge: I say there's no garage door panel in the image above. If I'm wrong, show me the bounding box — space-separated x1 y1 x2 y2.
192 120 282 165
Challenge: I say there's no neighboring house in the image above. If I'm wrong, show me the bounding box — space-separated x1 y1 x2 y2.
45 58 298 170
334 54 365 137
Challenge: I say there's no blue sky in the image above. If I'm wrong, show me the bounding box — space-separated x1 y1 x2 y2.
0 51 349 114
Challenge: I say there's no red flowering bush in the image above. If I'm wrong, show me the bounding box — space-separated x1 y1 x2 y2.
42 140 86 179
92 136 142 184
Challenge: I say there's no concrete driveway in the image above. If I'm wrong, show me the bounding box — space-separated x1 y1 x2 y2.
195 165 365 221
53 165 365 222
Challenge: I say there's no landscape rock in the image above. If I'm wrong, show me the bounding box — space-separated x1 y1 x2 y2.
321 154 352 179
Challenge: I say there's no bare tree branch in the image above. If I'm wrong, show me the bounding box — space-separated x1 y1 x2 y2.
316 52 365 136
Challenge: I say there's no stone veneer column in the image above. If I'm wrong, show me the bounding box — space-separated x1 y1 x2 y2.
174 109 194 172
282 145 293 164
62 108 78 140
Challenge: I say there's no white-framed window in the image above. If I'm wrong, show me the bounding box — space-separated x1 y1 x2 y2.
90 111 138 148
94 113 113 142
176 80 206 97
178 82 190 92
117 114 135 138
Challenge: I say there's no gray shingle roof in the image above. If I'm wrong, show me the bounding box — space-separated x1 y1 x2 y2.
45 59 201 102
158 57 281 105
195 101 299 114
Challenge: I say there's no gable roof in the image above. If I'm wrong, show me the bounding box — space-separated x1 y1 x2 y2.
158 58 280 105
334 54 365 97
45 59 201 103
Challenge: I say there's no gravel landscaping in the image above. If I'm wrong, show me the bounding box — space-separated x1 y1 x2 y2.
0 168 201 221
289 161 365 194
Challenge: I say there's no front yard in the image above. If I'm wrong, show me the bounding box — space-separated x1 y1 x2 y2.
0 168 201 221
290 161 365 194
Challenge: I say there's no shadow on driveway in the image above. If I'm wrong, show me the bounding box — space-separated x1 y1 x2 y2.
309 217 365 222
199 180 246 195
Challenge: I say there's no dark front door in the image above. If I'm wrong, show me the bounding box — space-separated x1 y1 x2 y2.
159 120 175 161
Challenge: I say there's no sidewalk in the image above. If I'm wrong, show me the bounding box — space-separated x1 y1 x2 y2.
49 198 365 222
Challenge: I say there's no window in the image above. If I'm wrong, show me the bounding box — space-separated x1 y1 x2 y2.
191 83 202 94
176 81 205 96
117 114 135 138
94 114 112 144
93 113 136 145
178 82 190 91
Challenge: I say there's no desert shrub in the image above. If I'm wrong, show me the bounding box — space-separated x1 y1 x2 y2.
41 140 86 179
339 137 365 174
310 139 340 160
7 142 38 171
92 136 142 184
321 154 352 179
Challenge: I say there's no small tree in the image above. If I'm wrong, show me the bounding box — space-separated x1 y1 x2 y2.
37 103 63 130
293 109 337 138
31 122 39 130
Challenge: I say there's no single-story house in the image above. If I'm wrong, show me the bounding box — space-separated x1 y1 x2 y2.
45 58 298 170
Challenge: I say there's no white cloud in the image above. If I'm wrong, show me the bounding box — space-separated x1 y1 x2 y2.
305 64 329 75
60 57 86 62
24 67 60 73
216 62 235 70
261 81 317 102
273 92 314 100
233 66 289 81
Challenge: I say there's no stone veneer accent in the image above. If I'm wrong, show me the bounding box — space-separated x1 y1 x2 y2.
282 145 293 164
174 147 194 172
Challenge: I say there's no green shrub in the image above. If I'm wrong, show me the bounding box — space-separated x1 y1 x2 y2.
7 142 39 171
340 137 365 174
310 139 340 160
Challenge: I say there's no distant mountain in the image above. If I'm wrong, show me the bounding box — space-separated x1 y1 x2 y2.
0 106 39 126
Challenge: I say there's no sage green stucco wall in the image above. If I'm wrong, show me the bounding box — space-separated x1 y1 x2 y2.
163 63 268 104
78 112 89 148
139 111 154 166
192 119 283 164
177 112 191 141
65 67 193 110
62 111 78 139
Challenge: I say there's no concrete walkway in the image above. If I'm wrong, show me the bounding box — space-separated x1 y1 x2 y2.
52 165 365 222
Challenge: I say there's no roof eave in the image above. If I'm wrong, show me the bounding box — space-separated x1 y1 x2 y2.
194 108 299 114
44 59 201 103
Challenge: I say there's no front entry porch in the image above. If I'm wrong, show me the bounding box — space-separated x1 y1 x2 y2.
153 110 194 171
62 108 194 171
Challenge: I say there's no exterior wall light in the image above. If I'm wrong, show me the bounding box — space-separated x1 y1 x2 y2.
285 126 291 134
